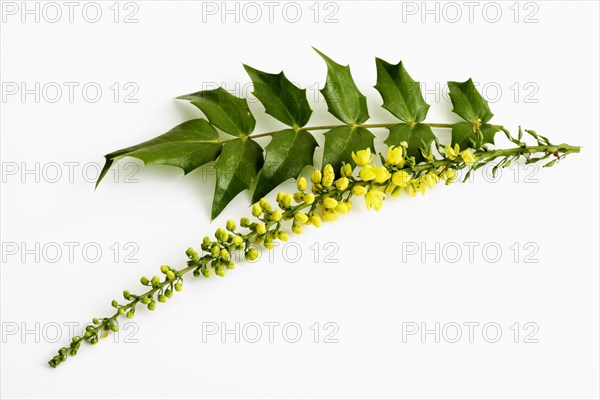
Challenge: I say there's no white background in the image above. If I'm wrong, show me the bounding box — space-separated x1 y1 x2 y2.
1 1 599 399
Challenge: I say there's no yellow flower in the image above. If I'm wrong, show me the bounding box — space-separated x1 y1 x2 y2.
335 202 349 214
322 210 338 221
271 209 282 222
311 169 322 184
293 192 305 203
391 170 410 187
323 197 338 209
359 164 377 181
443 169 457 185
375 166 391 184
424 173 436 188
232 235 244 246
304 193 315 204
386 146 404 166
281 194 293 208
340 163 353 177
278 232 289 242
335 177 349 191
251 203 262 217
322 164 335 187
407 184 417 197
365 189 385 211
444 143 460 160
294 212 309 224
460 150 477 164
245 247 259 261
296 177 307 191
259 198 271 211
292 222 303 234
310 214 322 227
352 186 367 196
256 223 267 235
352 148 373 167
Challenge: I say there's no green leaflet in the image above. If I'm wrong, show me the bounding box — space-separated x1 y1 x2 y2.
452 122 499 149
448 79 498 148
212 138 264 220
374 58 429 123
314 48 369 125
384 123 435 163
448 79 494 123
96 119 222 188
243 65 312 128
252 129 318 202
322 126 375 173
177 87 255 137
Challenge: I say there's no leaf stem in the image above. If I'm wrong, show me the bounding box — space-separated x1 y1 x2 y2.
226 122 504 143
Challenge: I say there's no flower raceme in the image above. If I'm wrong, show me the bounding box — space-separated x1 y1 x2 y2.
49 136 579 368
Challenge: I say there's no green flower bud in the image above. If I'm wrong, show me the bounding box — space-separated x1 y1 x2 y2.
240 217 251 227
148 301 156 311
245 247 259 261
175 283 183 292
140 276 149 285
278 232 289 242
160 265 170 274
259 198 271 211
201 266 212 277
226 220 236 231
211 245 221 257
110 324 119 332
141 297 151 304
193 269 201 277
126 311 134 319
216 266 226 277
158 295 167 303
256 223 267 235
118 308 125 315
271 209 283 222
293 192 305 203
92 318 99 325
90 338 98 344
123 290 131 300
226 260 235 270
165 289 173 298
232 235 244 247
111 300 118 308
219 230 229 242
264 239 274 250
252 203 262 217
151 275 161 285
166 270 176 280
72 336 81 343
220 248 230 260
202 236 212 245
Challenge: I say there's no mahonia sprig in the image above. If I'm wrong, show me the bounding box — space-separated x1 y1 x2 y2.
51 50 580 367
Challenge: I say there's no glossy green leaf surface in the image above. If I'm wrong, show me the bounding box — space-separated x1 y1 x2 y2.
374 58 429 123
448 79 494 123
177 87 255 136
212 138 264 220
314 48 369 125
244 65 312 128
96 119 222 188
252 129 317 202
